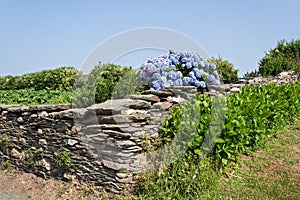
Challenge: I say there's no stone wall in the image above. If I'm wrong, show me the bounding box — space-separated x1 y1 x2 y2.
0 86 209 193
225 70 299 94
0 71 298 193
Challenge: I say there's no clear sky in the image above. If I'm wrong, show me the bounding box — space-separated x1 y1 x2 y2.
1 0 299 76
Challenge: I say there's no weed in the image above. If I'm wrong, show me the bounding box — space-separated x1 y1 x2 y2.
0 134 11 147
56 146 72 168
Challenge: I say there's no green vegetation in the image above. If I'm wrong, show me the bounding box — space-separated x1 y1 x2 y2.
0 89 72 105
27 150 42 167
208 57 239 83
72 63 137 107
0 67 79 91
136 119 300 200
0 134 11 147
160 81 300 167
245 39 300 77
56 146 72 169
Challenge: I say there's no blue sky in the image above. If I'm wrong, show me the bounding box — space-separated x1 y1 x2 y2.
0 0 299 76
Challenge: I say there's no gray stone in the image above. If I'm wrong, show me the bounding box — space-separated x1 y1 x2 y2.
39 139 47 145
128 94 160 102
11 148 25 159
115 140 136 147
67 139 78 146
98 115 131 124
88 99 151 115
142 90 174 98
153 102 173 110
230 87 241 93
17 117 24 123
102 130 131 138
102 160 129 171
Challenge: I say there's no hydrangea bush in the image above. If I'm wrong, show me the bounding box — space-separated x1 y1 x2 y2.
137 51 221 90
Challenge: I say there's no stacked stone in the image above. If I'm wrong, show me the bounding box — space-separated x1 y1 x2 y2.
225 70 299 94
1 86 217 193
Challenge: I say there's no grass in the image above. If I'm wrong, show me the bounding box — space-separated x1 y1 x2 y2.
134 118 300 200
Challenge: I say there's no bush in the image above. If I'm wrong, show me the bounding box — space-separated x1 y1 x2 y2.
0 67 80 91
159 81 300 166
208 57 239 84
258 39 300 77
137 51 221 90
72 63 136 107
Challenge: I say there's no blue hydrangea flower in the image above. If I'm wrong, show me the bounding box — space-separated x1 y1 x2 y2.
192 68 203 78
199 81 206 88
152 72 161 80
170 64 176 70
174 79 183 86
192 62 198 67
151 81 161 90
159 76 167 83
183 77 191 85
210 63 217 70
176 71 183 79
181 57 187 63
186 62 192 69
207 75 215 83
168 71 177 80
189 71 196 79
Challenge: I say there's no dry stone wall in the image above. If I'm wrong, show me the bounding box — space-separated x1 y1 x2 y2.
0 71 298 193
0 86 214 193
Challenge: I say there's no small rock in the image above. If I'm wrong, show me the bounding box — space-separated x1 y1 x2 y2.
19 138 26 144
39 111 49 118
67 139 78 146
230 87 241 93
153 102 173 110
17 117 24 123
11 148 25 159
39 139 47 145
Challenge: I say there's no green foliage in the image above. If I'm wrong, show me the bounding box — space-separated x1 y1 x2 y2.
159 81 300 167
27 150 42 167
0 134 11 147
137 119 300 200
73 63 140 107
138 154 220 199
208 57 239 84
0 89 72 105
258 39 300 77
0 67 80 91
243 69 259 78
56 146 72 168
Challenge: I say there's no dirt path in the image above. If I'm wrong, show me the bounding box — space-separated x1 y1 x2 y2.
0 168 105 200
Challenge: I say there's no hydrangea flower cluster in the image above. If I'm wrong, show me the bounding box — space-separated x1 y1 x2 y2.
138 51 221 90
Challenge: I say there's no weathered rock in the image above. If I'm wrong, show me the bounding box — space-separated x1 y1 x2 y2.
88 99 151 115
230 87 241 93
153 102 173 110
128 94 160 103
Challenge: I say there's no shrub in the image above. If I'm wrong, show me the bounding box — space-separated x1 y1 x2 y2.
0 67 80 91
208 57 239 84
159 81 300 166
72 63 135 107
258 39 300 77
137 51 221 90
